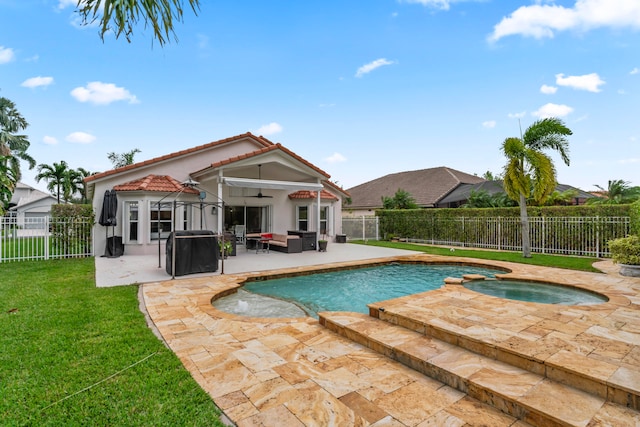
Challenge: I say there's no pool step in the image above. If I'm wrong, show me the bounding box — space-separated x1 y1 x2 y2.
319 312 640 427
367 301 640 411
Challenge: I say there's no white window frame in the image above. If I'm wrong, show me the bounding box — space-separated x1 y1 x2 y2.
296 205 309 231
124 200 140 244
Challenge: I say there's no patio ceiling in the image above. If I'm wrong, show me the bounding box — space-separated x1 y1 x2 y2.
222 177 323 192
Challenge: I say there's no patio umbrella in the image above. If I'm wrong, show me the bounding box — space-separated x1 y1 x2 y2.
99 189 117 227
99 190 119 257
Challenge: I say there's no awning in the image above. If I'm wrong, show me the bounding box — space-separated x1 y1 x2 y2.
222 177 323 192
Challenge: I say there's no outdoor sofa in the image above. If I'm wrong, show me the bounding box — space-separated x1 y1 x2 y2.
246 233 303 253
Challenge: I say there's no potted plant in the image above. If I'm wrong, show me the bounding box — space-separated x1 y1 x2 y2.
608 235 640 277
318 234 328 252
219 239 233 259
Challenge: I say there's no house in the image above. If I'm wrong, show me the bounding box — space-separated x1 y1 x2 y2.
344 167 484 216
437 181 596 208
85 133 349 256
8 182 59 227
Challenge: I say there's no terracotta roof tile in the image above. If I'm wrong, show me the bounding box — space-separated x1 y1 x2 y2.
113 175 200 194
198 143 331 179
288 189 339 201
85 132 270 183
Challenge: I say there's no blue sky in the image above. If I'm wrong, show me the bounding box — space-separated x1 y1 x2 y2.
1 0 639 194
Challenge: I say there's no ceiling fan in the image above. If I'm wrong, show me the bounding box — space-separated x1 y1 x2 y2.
250 164 273 198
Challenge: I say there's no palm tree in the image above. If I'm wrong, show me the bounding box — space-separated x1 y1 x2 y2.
77 0 200 46
0 97 35 211
75 167 94 204
501 118 572 257
591 180 640 204
35 161 71 204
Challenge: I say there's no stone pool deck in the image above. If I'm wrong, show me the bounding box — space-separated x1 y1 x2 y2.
141 254 640 426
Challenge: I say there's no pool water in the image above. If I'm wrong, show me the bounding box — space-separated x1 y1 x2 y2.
239 263 504 318
464 280 608 305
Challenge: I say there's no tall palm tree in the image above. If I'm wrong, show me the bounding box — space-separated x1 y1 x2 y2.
501 118 572 257
0 97 35 211
35 161 70 204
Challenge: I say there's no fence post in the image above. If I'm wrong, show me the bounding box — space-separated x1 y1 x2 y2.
497 217 501 251
362 215 365 241
595 216 600 258
541 216 546 254
375 216 379 241
44 216 50 260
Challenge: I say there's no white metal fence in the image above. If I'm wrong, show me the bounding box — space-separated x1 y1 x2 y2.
343 215 630 257
1 216 94 262
342 216 379 241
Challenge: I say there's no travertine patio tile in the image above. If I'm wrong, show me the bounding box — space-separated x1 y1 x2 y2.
339 391 389 424
357 362 416 394
284 386 367 426
519 379 604 427
469 364 542 399
236 403 304 427
375 381 464 426
312 366 371 398
444 396 521 427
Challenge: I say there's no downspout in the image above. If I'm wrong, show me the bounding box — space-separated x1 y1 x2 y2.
217 171 224 233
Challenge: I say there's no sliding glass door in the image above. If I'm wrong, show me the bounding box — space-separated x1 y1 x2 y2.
224 205 269 233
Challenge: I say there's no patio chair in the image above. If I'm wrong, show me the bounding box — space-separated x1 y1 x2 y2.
234 225 246 245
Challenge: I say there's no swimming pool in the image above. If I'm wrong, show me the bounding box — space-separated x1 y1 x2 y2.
463 279 608 305
214 263 504 318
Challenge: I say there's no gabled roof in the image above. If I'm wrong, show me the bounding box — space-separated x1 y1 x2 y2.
193 142 331 179
288 189 339 201
346 167 484 209
113 175 200 194
85 132 272 184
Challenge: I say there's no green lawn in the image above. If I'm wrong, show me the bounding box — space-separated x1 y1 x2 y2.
0 258 226 427
352 240 601 272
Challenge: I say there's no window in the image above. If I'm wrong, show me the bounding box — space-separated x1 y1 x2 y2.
126 201 139 242
320 206 329 235
297 206 308 231
150 202 172 240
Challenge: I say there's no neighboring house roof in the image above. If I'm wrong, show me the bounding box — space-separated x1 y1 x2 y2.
437 181 505 206
113 175 200 194
346 167 485 209
438 180 596 207
9 182 58 211
288 190 339 201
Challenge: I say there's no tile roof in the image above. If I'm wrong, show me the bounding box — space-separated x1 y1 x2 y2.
346 166 485 209
197 143 331 179
85 132 271 183
288 189 339 201
113 175 200 194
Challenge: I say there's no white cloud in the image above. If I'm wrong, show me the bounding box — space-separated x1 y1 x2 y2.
66 132 96 144
533 103 574 118
70 81 139 105
482 120 496 129
0 46 15 64
489 0 640 42
619 158 640 164
555 73 605 92
43 136 58 145
399 0 453 10
540 84 557 94
325 152 347 163
255 122 283 136
355 58 395 78
57 0 78 9
21 76 54 88
631 67 640 75
508 111 526 119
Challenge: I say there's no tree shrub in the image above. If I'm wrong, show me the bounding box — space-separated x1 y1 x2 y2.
608 235 640 265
